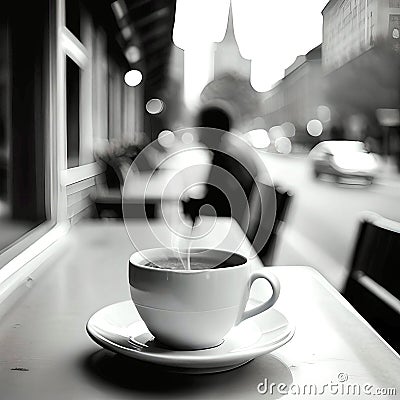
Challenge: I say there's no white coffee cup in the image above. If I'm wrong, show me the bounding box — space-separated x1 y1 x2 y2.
128 248 280 350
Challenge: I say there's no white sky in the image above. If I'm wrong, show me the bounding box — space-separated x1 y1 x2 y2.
237 0 330 90
232 0 329 61
174 0 330 96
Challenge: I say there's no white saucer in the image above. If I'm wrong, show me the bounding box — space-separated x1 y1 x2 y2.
86 300 295 374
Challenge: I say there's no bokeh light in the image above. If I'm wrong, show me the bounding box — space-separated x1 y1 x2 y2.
281 122 296 137
275 137 292 154
247 129 271 148
317 105 331 123
181 131 194 144
158 130 175 148
125 45 141 64
124 69 142 87
307 119 323 136
146 98 164 115
269 125 285 140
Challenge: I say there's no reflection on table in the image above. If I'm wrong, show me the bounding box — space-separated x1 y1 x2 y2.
0 218 398 399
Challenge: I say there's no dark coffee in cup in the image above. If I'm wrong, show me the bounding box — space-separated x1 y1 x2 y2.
143 253 246 270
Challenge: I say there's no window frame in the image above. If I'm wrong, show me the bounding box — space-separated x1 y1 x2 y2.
0 0 60 269
0 0 144 279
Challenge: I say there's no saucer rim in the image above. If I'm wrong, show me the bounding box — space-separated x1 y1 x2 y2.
86 300 295 367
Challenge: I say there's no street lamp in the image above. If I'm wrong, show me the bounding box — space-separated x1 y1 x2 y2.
124 70 142 87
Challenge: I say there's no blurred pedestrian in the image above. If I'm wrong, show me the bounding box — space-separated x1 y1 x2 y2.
183 106 260 223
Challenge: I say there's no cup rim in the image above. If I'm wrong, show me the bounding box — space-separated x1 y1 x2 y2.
129 248 248 273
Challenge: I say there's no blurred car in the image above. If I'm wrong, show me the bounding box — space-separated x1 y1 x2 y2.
309 141 379 184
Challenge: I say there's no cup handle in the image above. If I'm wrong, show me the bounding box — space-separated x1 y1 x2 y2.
239 270 280 323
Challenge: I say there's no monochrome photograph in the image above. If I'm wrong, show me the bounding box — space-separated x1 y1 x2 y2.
0 0 399 399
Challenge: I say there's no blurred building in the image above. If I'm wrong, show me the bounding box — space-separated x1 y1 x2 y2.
213 9 250 81
322 0 400 151
175 7 253 128
322 0 400 72
200 9 255 131
262 45 326 147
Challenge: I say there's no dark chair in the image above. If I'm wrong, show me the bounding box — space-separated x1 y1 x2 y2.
244 182 293 264
92 172 156 220
93 156 156 220
93 192 156 219
343 212 400 353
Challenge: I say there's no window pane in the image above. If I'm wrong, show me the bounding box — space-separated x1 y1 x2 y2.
0 0 49 257
0 21 11 234
66 57 81 168
65 0 81 40
0 23 10 212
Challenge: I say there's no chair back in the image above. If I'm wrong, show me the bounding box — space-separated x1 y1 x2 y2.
243 182 292 262
93 192 156 219
343 212 400 352
206 149 257 219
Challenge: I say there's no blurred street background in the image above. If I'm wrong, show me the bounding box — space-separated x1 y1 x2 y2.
259 152 400 288
2 0 400 293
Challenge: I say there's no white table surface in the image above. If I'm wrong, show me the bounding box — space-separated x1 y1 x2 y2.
0 219 399 399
